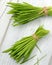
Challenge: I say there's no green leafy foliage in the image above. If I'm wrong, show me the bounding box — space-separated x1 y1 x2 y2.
7 2 52 26
7 2 44 26
3 26 49 64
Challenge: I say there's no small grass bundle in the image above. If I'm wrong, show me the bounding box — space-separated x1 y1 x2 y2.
7 2 52 26
3 26 49 64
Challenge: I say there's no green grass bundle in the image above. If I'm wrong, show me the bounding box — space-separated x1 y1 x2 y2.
3 26 49 64
7 2 52 26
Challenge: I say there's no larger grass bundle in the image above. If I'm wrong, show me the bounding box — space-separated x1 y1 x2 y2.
7 2 52 26
3 26 49 64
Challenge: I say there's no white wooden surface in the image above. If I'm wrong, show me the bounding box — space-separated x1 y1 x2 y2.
0 0 52 65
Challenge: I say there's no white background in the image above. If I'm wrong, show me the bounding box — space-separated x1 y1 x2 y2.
0 0 52 65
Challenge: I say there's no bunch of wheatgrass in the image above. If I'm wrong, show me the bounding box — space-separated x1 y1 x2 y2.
7 2 52 26
3 26 49 64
